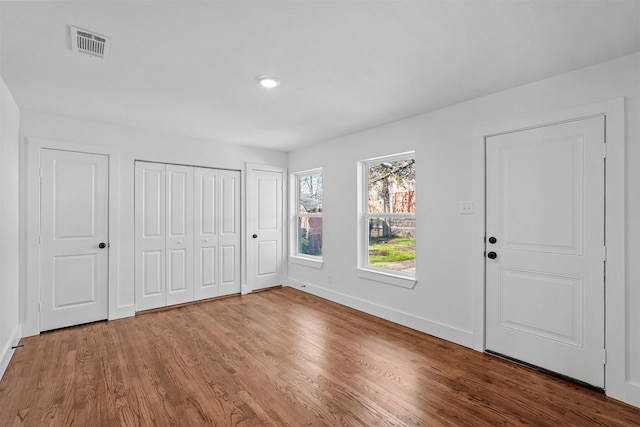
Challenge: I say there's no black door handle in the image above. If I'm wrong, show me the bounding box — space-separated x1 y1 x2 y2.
252 234 258 239
488 236 497 244
487 251 497 259
98 242 107 249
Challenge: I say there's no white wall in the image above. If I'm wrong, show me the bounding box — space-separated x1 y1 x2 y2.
287 53 640 405
19 111 288 336
0 76 21 379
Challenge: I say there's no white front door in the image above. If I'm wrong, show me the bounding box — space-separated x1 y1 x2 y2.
485 116 605 388
247 165 284 291
40 149 109 331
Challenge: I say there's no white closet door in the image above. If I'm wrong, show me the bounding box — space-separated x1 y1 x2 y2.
165 164 194 306
135 161 167 311
218 169 241 296
194 167 219 300
194 168 241 300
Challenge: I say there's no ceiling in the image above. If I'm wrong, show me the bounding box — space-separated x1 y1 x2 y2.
1 1 639 152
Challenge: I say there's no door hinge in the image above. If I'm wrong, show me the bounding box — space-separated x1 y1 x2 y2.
39 167 43 178
38 302 41 313
603 143 607 159
603 246 607 262
602 349 607 365
38 235 41 244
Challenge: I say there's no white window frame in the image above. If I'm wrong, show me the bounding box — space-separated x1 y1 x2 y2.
357 152 417 289
290 168 324 269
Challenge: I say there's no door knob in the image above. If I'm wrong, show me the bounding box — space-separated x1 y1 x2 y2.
487 251 497 259
252 234 258 239
98 242 107 249
488 236 497 244
203 239 209 243
177 240 183 244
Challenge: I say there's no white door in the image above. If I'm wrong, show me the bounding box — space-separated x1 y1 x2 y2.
135 162 194 308
218 170 241 296
485 116 605 388
194 167 219 300
40 149 109 331
194 168 240 299
165 164 194 306
135 161 166 310
247 166 284 291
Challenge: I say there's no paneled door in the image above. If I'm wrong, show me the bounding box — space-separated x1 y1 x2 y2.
194 168 241 299
217 170 241 296
165 164 194 306
135 161 166 310
485 116 605 388
135 162 194 309
40 149 109 331
247 165 284 291
136 162 239 311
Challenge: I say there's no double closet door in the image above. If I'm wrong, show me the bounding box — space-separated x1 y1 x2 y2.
135 161 241 311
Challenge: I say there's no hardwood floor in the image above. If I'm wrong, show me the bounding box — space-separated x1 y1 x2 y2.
1 287 639 426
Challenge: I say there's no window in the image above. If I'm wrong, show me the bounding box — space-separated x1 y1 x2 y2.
360 153 415 283
293 169 323 261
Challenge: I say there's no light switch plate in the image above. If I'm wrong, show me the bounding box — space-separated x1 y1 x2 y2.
460 201 474 215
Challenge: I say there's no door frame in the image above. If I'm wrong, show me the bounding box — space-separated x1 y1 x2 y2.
243 163 287 295
25 138 119 337
471 98 625 399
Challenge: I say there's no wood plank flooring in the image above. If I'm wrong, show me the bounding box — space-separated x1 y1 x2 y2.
1 287 639 426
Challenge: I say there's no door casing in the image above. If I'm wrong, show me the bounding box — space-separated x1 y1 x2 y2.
471 98 626 399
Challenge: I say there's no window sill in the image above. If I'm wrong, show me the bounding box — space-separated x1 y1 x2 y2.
357 268 417 289
290 256 324 269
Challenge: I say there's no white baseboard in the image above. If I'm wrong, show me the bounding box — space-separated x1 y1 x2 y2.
0 324 22 381
287 279 473 348
609 381 640 408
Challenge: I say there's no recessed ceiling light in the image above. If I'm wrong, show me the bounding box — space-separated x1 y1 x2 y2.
256 76 281 88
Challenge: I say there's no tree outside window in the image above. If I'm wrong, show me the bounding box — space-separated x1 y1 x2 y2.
295 170 323 257
364 154 415 275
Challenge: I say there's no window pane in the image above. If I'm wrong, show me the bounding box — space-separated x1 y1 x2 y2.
368 217 415 273
298 216 322 256
368 159 415 214
298 173 323 213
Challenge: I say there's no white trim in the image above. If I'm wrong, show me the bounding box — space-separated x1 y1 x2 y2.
356 267 417 289
360 151 416 164
0 324 21 381
290 256 324 269
288 278 472 347
292 167 323 178
472 98 631 404
25 138 120 337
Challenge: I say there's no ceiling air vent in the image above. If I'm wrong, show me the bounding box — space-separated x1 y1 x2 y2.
70 26 111 59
